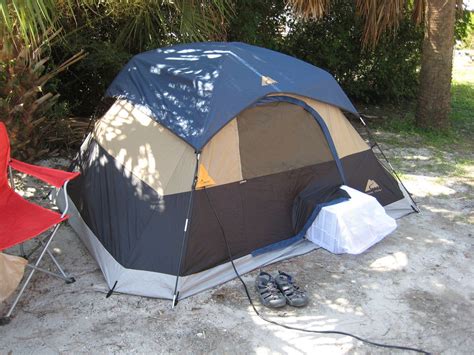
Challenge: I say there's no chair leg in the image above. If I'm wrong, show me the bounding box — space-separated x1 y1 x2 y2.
25 264 74 283
1 223 63 324
29 234 74 281
16 233 74 282
44 248 75 283
8 166 27 261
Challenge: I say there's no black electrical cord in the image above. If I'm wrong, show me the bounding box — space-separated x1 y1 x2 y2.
204 187 430 355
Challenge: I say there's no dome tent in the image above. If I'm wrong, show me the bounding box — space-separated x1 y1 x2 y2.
61 42 416 302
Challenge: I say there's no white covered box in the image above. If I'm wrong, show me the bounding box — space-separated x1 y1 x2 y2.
305 185 397 254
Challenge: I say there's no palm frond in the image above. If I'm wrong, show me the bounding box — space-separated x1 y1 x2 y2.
177 0 233 42
1 0 234 53
411 0 425 25
1 28 86 161
355 0 406 48
77 0 234 51
287 0 331 19
287 0 421 48
0 0 64 46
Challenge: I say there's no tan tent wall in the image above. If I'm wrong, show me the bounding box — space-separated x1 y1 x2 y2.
93 96 369 194
237 102 334 179
199 96 367 188
199 119 243 188
269 93 369 158
93 100 196 196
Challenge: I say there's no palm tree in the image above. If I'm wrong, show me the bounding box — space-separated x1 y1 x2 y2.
416 0 456 130
287 0 459 130
0 1 233 52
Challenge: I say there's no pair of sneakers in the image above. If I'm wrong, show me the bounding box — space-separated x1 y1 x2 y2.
255 271 308 308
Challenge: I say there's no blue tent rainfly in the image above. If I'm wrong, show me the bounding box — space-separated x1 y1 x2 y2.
106 42 358 150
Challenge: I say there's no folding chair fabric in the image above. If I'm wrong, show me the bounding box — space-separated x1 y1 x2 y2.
0 123 10 189
0 122 79 324
0 121 74 250
9 159 80 188
0 253 27 302
0 188 67 250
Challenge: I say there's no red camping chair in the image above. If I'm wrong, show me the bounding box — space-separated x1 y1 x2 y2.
0 122 80 325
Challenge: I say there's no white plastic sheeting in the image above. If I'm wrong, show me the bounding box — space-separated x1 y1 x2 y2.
305 185 397 254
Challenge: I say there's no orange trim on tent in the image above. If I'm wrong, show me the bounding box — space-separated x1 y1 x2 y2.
196 164 216 189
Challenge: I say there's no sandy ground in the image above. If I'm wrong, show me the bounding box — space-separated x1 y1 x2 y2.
1 135 473 354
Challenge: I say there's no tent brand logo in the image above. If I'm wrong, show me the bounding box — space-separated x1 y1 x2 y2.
261 76 277 86
365 179 382 194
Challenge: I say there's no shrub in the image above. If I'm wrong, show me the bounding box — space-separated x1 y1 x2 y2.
455 10 474 49
0 31 86 161
51 34 131 118
226 0 288 50
227 0 423 104
283 1 423 103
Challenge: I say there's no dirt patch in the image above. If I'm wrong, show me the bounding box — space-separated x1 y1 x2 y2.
404 289 473 327
1 135 473 354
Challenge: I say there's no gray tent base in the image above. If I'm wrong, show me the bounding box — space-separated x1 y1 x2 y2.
383 181 417 219
57 192 320 300
56 186 413 302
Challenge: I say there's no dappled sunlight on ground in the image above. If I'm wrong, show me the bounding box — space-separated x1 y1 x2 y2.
369 251 408 272
403 175 458 197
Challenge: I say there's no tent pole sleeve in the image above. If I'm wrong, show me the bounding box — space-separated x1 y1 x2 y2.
171 151 201 307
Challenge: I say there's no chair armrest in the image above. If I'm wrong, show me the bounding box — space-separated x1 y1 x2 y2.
9 158 80 188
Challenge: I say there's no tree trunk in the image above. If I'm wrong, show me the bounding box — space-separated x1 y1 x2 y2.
416 0 456 130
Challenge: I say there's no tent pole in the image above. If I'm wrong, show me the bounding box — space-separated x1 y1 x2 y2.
171 151 201 308
359 114 419 212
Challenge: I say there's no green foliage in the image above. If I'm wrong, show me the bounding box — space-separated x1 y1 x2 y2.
363 60 473 150
450 64 474 136
455 10 474 48
50 0 234 117
227 0 423 104
286 4 423 103
58 0 233 53
227 0 287 50
0 0 60 47
1 1 233 53
0 31 86 161
52 34 131 117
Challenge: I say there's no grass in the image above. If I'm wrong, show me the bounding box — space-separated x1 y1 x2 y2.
359 56 473 180
451 62 474 136
362 56 474 151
